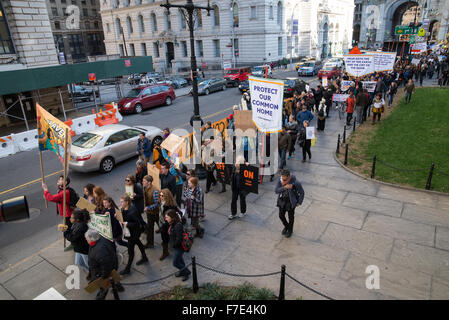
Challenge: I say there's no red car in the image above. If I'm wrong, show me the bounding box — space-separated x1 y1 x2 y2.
118 84 176 114
224 67 252 87
318 65 342 79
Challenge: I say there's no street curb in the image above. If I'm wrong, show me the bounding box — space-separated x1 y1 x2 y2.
333 151 449 197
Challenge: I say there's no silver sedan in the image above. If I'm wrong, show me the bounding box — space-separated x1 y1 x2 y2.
69 124 163 173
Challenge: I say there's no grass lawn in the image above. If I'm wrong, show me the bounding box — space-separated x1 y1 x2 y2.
340 87 449 193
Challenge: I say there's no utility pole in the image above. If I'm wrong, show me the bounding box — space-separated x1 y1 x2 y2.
161 0 213 124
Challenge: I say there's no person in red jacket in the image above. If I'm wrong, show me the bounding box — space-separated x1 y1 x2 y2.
42 175 74 251
345 91 355 126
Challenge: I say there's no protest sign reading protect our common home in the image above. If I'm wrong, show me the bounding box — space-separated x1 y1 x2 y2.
249 76 284 133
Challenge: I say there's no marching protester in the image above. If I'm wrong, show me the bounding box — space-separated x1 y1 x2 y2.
182 169 196 207
83 183 95 204
142 175 160 249
229 156 249 220
186 177 205 238
387 81 398 108
136 132 152 165
159 188 183 261
102 196 128 249
275 169 305 238
165 209 191 281
135 159 148 185
119 194 148 276
372 93 385 125
298 120 312 163
296 103 314 128
59 209 90 274
125 174 144 215
356 86 369 124
160 162 177 197
345 90 356 126
404 79 415 104
163 128 171 139
285 115 299 159
85 229 124 300
317 98 326 131
278 127 291 170
42 175 74 251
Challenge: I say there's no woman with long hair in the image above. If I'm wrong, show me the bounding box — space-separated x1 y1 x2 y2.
83 183 95 203
102 196 128 249
93 186 107 214
125 174 144 214
119 195 148 275
159 188 183 261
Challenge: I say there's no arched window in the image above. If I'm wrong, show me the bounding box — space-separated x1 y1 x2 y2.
179 9 186 30
151 12 157 32
164 10 171 30
115 17 122 36
232 2 238 27
123 0 130 7
111 0 118 8
135 0 142 4
138 14 144 33
277 2 282 26
212 5 220 26
126 16 133 34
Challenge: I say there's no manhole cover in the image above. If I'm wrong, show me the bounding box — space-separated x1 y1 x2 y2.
8 208 40 224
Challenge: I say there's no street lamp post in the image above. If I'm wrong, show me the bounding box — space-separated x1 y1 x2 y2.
161 0 213 124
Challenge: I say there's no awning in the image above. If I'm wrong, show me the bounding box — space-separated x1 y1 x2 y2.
0 56 153 96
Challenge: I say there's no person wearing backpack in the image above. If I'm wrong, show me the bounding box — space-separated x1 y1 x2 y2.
42 175 74 251
275 169 305 238
165 209 191 282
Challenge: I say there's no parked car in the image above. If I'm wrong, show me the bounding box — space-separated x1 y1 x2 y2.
283 78 307 98
251 65 272 78
189 78 227 95
297 61 321 76
318 64 342 79
146 72 160 78
167 77 188 89
69 124 163 173
295 57 316 70
224 67 252 87
118 84 176 114
128 74 142 85
97 78 119 86
70 85 99 102
139 77 158 86
238 80 249 94
326 57 343 68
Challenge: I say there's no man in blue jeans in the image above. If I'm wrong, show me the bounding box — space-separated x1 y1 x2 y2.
404 79 415 104
136 132 152 165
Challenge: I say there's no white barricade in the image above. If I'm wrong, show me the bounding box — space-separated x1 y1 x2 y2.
0 135 17 158
112 103 123 122
11 129 38 151
71 114 97 135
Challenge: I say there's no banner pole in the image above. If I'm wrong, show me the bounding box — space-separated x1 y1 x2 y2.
259 131 265 184
62 128 69 248
39 151 48 208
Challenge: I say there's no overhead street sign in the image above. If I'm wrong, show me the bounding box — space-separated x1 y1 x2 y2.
395 25 418 35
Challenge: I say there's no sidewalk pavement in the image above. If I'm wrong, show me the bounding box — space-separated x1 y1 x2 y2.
1 86 449 300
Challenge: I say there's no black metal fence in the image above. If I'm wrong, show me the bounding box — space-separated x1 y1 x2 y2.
111 256 334 300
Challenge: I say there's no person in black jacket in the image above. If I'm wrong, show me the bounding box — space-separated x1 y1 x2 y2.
159 162 177 196
119 195 148 275
275 169 305 238
102 196 128 249
59 209 90 273
85 229 120 300
165 209 191 281
125 174 144 214
229 156 249 220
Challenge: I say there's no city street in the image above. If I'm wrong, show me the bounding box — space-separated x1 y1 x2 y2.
0 70 319 271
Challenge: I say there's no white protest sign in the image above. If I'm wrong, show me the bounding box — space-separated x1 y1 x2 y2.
344 54 375 77
306 127 316 140
249 76 284 133
332 94 350 102
362 81 376 93
340 81 354 92
322 77 328 87
306 84 310 92
370 52 396 72
88 214 113 242
411 58 420 65
411 43 427 54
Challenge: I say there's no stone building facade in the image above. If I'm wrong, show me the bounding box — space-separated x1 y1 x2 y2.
100 0 354 73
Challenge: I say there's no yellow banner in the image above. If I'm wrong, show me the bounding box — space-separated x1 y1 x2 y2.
36 103 71 164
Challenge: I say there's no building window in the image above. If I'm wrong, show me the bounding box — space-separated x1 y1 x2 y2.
141 43 147 56
81 0 86 4
54 34 65 52
151 13 157 32
164 11 171 30
138 15 145 33
91 0 95 5
116 18 122 35
83 8 88 16
232 3 238 27
119 44 124 56
126 16 133 34
61 0 66 3
196 40 203 57
196 9 202 28
153 42 160 57
112 0 118 8
0 3 15 54
250 6 256 20
54 21 61 30
129 43 135 56
50 0 55 2
62 7 67 16
92 8 97 16
277 2 282 25
179 9 186 30
94 21 99 29
52 7 58 16
85 21 90 30
135 0 142 4
233 38 238 57
278 37 282 56
181 40 187 57
106 23 110 32
213 39 220 58
212 5 219 26
123 0 130 7
269 6 274 20
68 33 85 59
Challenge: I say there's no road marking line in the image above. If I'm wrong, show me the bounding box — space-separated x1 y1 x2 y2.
0 170 63 196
